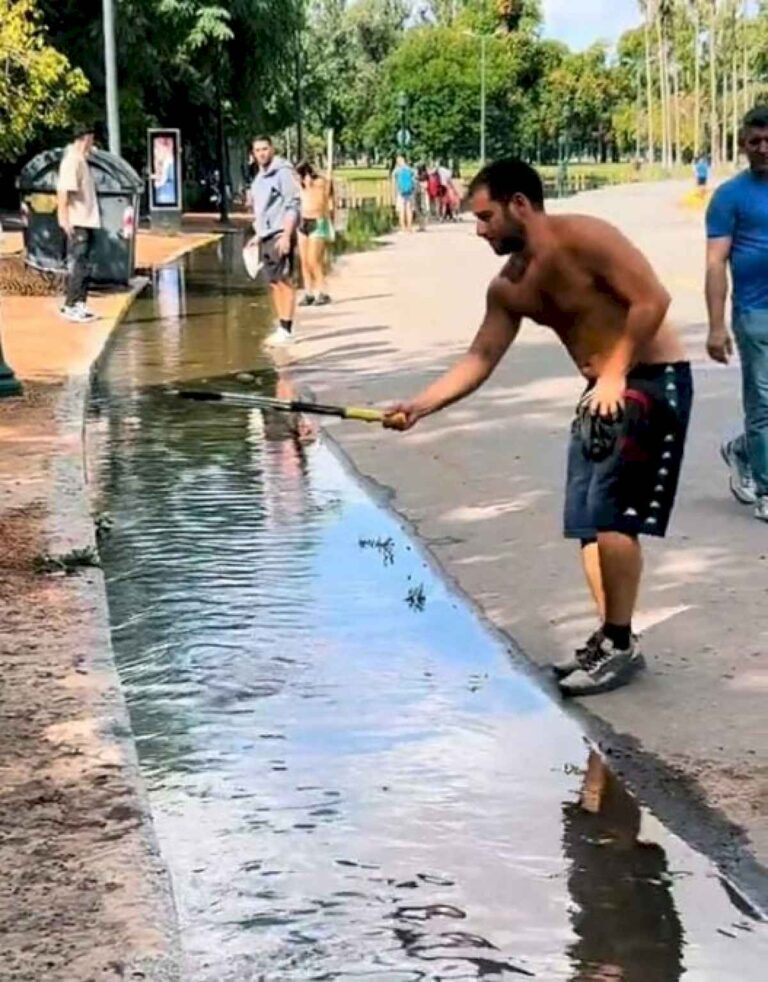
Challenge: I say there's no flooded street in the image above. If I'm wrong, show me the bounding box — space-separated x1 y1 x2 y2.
88 241 768 980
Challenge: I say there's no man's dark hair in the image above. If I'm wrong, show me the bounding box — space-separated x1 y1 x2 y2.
296 160 318 181
251 134 273 146
73 122 96 140
468 158 544 210
742 106 768 131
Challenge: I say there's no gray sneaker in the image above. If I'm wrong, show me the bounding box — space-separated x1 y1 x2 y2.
552 630 601 680
559 634 646 697
755 495 768 522
721 439 757 504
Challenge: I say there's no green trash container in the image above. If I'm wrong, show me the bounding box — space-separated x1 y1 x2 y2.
17 148 143 286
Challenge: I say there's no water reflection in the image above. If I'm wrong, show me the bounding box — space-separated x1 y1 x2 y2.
565 753 683 981
88 244 768 980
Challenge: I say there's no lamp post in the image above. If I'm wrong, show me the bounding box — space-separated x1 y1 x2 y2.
556 103 570 198
464 31 489 165
396 91 411 151
480 34 487 165
102 0 121 156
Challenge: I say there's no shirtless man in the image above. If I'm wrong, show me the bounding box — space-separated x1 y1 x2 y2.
384 159 692 696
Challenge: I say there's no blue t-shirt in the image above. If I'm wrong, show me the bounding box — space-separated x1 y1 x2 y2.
706 170 768 312
394 165 414 196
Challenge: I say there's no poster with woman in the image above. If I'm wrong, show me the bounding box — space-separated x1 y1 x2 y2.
148 129 181 210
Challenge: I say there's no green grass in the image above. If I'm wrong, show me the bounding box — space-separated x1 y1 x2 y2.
335 167 390 181
336 161 698 184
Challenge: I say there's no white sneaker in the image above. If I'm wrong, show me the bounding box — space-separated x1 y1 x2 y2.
59 304 83 322
265 326 294 346
755 495 768 522
721 438 757 504
74 302 98 321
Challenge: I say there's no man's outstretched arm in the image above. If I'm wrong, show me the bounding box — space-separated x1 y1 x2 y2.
384 279 521 430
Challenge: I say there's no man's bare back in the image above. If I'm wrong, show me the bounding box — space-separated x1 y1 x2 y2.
491 214 686 380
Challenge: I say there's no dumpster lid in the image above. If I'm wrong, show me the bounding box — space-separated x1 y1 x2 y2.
18 148 143 193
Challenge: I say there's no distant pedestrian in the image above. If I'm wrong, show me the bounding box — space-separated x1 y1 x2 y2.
706 106 768 521
416 164 430 229
249 135 301 346
427 166 441 219
56 123 100 323
437 160 454 221
392 155 416 232
694 155 710 196
296 161 334 307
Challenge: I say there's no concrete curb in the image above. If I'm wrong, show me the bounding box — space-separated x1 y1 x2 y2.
51 372 182 980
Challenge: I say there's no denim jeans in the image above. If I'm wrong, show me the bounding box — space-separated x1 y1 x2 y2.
732 308 768 494
65 227 95 307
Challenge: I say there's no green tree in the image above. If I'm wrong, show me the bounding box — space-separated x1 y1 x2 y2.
0 0 87 161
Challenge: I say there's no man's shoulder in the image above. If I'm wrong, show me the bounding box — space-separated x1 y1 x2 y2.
549 213 626 252
58 145 76 169
711 169 751 201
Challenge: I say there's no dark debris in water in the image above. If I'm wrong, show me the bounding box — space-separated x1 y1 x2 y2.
405 583 426 611
358 535 395 566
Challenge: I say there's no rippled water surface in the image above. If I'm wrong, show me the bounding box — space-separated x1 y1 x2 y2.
89 241 768 980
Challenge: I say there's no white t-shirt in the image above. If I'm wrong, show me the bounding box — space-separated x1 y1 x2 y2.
58 146 100 229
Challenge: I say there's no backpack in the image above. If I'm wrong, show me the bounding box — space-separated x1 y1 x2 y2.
396 166 414 196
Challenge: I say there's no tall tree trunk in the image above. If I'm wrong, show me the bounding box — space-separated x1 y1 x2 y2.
644 12 655 162
656 14 669 167
693 3 701 156
673 62 682 166
742 36 750 115
721 71 728 164
708 0 718 166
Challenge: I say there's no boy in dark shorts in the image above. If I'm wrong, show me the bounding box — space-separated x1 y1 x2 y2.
384 159 692 697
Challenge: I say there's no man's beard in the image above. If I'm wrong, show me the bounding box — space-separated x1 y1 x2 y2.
492 231 526 255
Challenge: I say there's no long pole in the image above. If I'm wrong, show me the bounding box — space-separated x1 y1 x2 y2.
215 63 229 224
102 0 121 156
480 35 487 165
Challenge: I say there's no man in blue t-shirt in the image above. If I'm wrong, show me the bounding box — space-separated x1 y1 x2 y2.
706 106 768 521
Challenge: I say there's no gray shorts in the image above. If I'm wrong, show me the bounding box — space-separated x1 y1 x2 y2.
259 232 296 285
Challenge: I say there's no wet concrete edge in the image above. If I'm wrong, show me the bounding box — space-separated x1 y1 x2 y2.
317 425 768 919
44 286 183 978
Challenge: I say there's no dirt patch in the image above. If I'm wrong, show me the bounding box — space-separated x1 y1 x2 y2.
0 384 178 980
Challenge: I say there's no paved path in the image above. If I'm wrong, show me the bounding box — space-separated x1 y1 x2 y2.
286 180 768 895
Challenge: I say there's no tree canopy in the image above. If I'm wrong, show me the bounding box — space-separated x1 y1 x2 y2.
5 0 768 188
0 0 87 162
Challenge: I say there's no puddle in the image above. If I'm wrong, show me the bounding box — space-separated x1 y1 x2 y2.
88 241 768 980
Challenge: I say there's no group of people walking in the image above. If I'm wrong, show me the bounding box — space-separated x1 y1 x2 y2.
392 156 461 232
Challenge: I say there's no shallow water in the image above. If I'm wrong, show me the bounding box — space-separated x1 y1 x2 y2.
89 240 768 980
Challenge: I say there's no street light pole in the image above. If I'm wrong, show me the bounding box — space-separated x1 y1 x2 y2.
102 0 121 156
480 35 487 165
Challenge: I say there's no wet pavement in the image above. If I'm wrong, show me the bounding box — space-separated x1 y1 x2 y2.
88 241 768 980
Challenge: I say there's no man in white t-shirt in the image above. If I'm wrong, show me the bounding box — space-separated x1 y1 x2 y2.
57 124 100 322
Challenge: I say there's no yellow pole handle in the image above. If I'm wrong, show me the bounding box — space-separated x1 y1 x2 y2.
344 406 384 423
